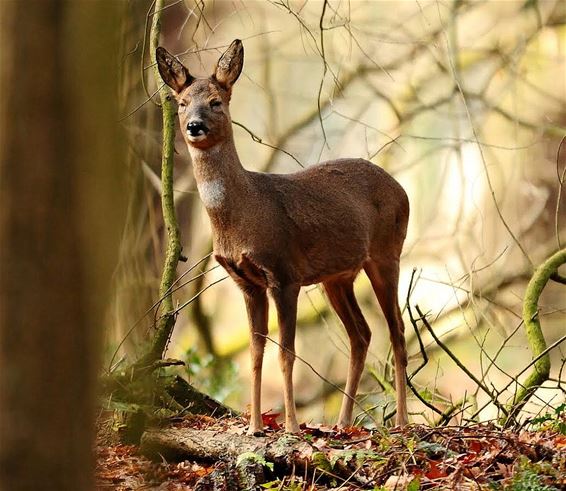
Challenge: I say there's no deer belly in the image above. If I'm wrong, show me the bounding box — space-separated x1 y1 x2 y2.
298 247 368 285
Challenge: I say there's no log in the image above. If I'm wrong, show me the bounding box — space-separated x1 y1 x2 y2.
140 427 312 468
140 427 315 490
164 375 236 418
193 460 265 491
140 426 372 489
141 428 267 461
100 373 236 419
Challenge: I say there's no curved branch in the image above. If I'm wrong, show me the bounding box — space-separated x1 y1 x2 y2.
506 248 566 420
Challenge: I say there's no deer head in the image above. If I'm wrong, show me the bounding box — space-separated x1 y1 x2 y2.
156 40 244 150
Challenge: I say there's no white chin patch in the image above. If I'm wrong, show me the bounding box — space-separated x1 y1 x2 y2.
187 131 207 142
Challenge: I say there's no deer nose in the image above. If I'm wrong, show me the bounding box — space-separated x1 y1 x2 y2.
187 121 208 137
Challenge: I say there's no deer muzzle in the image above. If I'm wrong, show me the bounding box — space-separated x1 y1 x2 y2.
186 121 209 141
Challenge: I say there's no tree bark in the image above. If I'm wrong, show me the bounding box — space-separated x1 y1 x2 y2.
141 428 273 461
0 1 124 489
140 426 365 487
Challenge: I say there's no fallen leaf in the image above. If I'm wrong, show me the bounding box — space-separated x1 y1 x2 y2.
261 411 282 431
384 474 415 490
425 460 448 479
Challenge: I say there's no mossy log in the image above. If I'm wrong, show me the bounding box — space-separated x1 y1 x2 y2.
101 372 237 446
100 373 236 418
140 427 369 488
140 427 311 466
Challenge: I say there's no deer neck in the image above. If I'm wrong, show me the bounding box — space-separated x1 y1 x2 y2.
188 137 249 222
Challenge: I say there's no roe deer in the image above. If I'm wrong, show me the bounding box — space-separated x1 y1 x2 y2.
157 40 409 434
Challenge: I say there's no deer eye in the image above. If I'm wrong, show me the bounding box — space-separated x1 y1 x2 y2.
178 101 187 112
210 100 222 109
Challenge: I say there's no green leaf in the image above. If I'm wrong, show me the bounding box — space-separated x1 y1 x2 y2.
236 451 274 472
407 477 421 491
260 481 280 489
311 451 332 473
416 441 454 458
329 449 384 468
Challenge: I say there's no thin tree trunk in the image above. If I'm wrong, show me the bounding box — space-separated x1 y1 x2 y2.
136 0 182 369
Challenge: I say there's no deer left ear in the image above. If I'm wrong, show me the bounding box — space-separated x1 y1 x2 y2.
156 47 194 94
214 39 244 90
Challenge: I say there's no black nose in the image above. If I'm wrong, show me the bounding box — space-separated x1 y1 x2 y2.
187 121 208 137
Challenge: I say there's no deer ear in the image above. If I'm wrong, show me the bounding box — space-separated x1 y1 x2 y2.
214 39 244 90
156 47 193 94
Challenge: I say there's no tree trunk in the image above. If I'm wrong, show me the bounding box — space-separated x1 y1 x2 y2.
0 1 124 489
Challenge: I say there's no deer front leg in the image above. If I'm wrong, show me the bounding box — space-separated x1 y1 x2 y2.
270 284 300 433
243 287 269 435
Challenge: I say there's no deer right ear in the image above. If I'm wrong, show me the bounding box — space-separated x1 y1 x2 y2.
214 39 244 90
156 47 194 94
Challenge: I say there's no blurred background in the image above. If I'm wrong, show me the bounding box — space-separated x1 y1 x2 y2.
111 0 566 426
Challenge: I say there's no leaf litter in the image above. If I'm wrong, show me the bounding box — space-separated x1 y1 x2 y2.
96 414 566 490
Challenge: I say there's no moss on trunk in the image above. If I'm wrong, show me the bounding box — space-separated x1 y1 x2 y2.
506 248 566 420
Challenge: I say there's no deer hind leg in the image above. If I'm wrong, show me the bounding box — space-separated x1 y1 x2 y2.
364 259 408 427
270 284 301 433
323 279 372 428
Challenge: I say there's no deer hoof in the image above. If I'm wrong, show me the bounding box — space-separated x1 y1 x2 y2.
247 428 265 437
285 423 301 434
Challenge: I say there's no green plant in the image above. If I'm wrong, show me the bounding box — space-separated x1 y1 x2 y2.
260 477 307 490
184 347 238 402
329 448 386 469
236 452 274 472
505 458 560 491
530 403 566 434
506 468 559 491
407 479 421 491
371 481 420 491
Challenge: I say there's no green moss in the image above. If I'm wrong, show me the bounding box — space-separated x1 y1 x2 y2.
507 249 566 418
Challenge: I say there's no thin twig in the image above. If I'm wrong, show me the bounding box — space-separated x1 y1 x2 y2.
232 120 304 168
415 305 508 417
173 276 228 314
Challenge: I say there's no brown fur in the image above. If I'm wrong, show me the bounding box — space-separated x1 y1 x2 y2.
157 40 410 434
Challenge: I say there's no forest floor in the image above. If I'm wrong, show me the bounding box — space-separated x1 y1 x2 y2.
96 414 566 490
